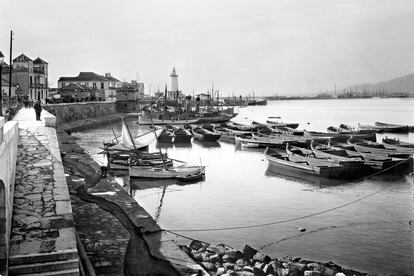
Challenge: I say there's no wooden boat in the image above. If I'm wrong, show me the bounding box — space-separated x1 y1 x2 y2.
286 145 364 179
129 165 205 179
374 122 408 133
348 138 411 158
235 132 328 148
108 152 173 170
303 131 377 142
272 126 304 136
192 127 221 142
157 128 174 143
313 141 406 171
173 127 192 143
264 147 344 178
225 121 258 131
310 143 367 175
105 119 163 151
338 124 377 134
266 120 299 129
381 137 414 154
138 115 200 125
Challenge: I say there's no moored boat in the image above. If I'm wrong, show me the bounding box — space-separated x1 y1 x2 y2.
348 138 411 158
264 147 345 178
129 165 205 179
374 122 409 133
192 127 221 142
157 128 174 143
382 137 414 153
173 127 192 143
266 120 299 129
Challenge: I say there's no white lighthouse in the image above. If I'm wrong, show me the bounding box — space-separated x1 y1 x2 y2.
170 67 179 92
168 67 182 99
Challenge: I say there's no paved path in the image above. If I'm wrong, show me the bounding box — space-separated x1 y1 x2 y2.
9 107 78 274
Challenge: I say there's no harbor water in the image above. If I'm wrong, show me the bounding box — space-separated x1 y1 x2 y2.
72 98 414 275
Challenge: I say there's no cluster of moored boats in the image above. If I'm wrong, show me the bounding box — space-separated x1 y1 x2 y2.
101 115 413 182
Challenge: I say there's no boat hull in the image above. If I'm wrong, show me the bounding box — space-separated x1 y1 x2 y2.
129 166 205 179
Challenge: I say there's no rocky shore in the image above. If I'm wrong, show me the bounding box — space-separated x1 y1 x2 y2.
180 241 368 276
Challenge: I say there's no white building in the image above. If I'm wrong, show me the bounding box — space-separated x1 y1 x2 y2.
167 67 183 99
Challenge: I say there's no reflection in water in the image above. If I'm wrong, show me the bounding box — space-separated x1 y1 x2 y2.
154 184 168 222
265 166 349 187
173 142 193 148
192 140 221 148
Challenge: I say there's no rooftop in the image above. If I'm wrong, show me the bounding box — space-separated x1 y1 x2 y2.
58 72 120 83
33 57 48 64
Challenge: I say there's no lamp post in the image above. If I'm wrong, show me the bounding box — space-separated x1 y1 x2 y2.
0 51 4 116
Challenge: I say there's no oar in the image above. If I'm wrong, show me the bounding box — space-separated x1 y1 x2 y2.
170 158 187 163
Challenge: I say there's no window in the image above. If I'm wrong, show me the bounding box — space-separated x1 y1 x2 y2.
100 82 104 89
93 83 96 89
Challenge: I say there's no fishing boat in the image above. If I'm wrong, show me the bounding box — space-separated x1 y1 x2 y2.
310 143 367 175
266 120 299 129
107 151 173 170
157 128 174 143
374 122 409 133
338 124 377 134
105 118 163 151
347 138 411 158
264 147 345 178
173 127 192 143
225 121 258 131
312 141 406 172
192 127 221 142
129 165 205 179
382 137 414 154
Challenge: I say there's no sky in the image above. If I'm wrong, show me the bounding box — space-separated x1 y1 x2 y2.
1 0 413 96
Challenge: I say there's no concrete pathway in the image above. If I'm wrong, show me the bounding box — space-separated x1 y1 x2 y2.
9 107 79 275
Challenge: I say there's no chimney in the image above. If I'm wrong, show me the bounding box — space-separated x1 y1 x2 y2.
105 73 111 78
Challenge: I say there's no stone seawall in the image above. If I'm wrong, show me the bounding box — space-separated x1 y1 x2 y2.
44 101 117 124
0 117 19 274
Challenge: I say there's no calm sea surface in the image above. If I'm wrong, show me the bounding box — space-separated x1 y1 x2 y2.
73 98 414 275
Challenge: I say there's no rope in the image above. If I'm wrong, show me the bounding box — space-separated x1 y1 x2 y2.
165 158 412 232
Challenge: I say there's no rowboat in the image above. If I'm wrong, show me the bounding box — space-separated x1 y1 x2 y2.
374 122 409 133
235 132 329 148
338 124 377 134
225 121 258 131
347 138 411 158
266 120 299 129
108 152 173 170
129 165 205 179
382 137 414 153
173 127 192 143
310 143 367 175
138 115 200 125
287 144 364 177
157 128 174 143
264 147 345 178
192 127 221 142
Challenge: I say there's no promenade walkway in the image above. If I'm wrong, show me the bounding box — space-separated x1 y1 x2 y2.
9 107 79 275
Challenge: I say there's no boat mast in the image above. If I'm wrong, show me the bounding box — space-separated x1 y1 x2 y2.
147 110 168 170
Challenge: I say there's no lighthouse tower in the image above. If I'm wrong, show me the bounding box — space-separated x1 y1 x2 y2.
170 67 179 92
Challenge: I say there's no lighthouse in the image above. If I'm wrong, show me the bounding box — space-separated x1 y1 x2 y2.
168 67 182 99
170 67 179 92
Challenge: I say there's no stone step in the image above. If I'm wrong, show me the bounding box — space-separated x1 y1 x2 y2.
13 268 80 276
8 258 79 275
8 249 78 266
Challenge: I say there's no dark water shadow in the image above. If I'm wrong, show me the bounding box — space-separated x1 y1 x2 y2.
173 142 193 148
192 140 221 148
265 166 350 187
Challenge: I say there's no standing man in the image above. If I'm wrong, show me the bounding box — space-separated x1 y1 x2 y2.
34 100 42 121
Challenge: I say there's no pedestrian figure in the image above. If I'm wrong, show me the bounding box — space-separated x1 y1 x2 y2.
34 100 42 121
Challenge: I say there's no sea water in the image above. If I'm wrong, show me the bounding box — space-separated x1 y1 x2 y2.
73 98 414 275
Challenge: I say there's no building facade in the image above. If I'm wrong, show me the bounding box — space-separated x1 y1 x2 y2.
115 83 143 112
2 54 49 103
58 72 121 101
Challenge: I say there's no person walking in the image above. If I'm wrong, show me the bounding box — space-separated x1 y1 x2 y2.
34 100 42 121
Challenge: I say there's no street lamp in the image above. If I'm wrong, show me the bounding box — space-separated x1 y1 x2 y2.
0 51 4 116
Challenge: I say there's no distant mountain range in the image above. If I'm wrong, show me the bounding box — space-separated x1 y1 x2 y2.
343 73 414 95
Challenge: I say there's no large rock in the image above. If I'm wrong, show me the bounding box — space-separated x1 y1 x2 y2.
226 250 244 262
209 253 220 264
263 263 276 275
308 263 324 272
216 267 226 275
190 240 203 251
223 262 236 271
252 252 271 264
236 259 249 267
201 261 216 271
242 244 258 259
304 271 321 276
